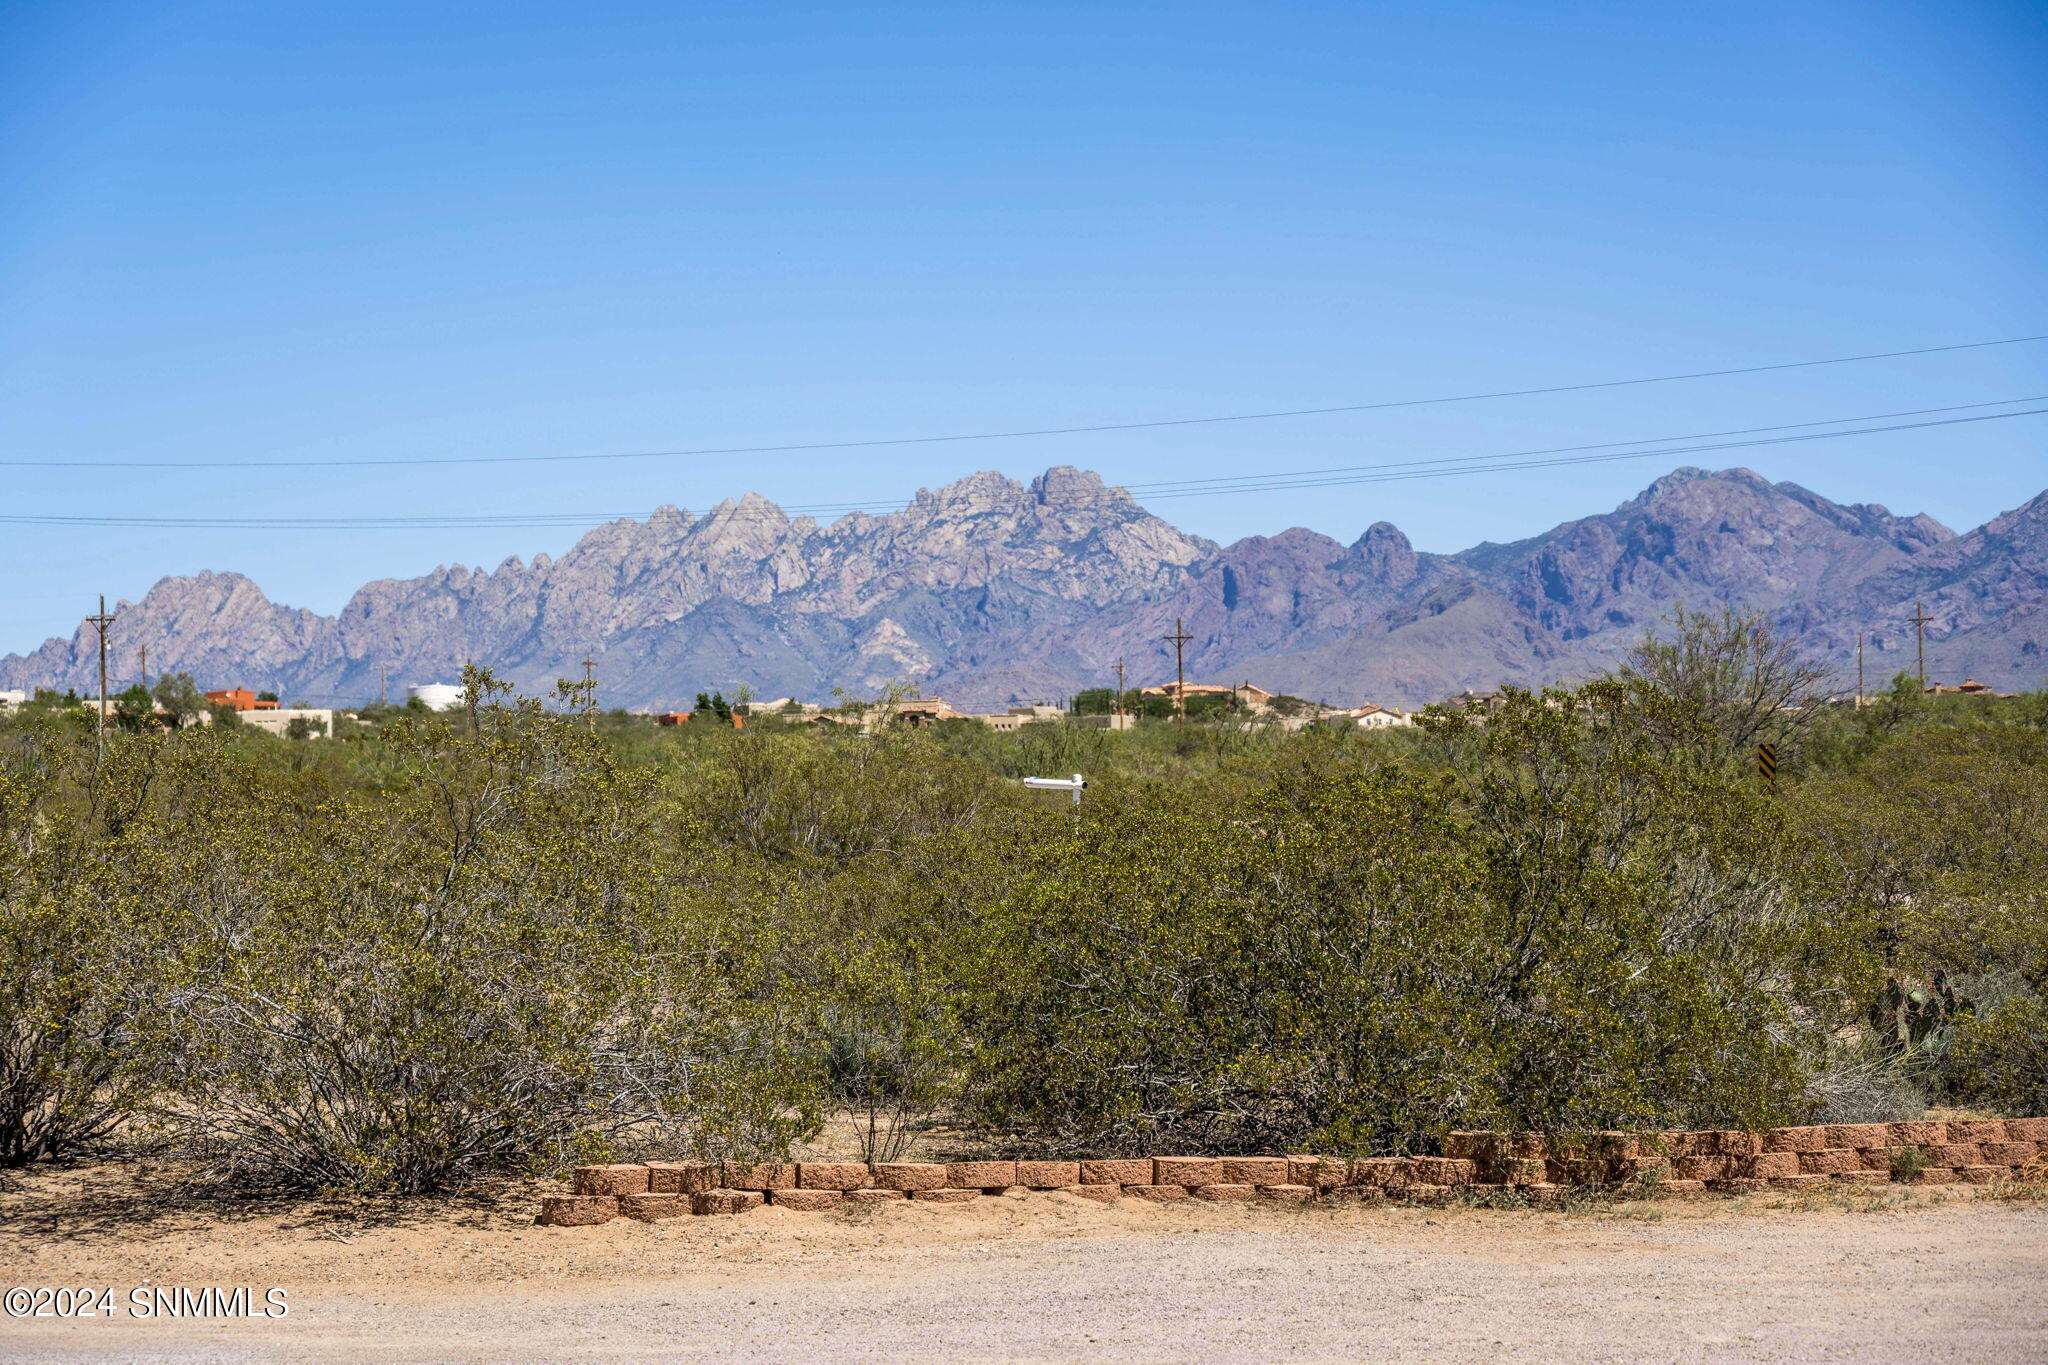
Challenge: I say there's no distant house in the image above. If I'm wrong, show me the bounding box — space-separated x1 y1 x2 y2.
205 687 280 712
0 689 24 711
657 712 743 729
1445 689 1508 714
1924 678 2016 699
238 708 333 739
959 704 1065 732
1141 681 1276 709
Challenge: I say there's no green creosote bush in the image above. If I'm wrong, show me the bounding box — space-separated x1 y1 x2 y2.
4 668 816 1193
0 724 174 1164
924 682 1865 1157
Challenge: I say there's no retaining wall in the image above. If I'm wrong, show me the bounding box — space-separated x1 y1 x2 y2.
537 1117 2048 1225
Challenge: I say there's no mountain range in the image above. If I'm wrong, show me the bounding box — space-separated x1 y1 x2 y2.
4 465 2044 710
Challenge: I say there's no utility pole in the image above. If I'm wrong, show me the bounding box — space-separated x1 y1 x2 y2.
1908 601 1935 688
85 595 116 760
139 644 149 693
581 655 598 725
1856 632 1865 708
1112 657 1127 726
379 663 387 709
1162 617 1192 734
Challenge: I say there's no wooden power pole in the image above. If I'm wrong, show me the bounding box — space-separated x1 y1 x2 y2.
1112 657 1127 726
1162 618 1193 734
581 655 598 725
85 595 116 758
1908 601 1934 687
1855 632 1865 708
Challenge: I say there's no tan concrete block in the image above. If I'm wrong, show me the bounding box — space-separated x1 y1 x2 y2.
571 1164 650 1197
1956 1165 2005 1185
720 1162 798 1191
1608 1157 1671 1184
1257 1184 1314 1203
770 1189 846 1211
1946 1120 2007 1143
1546 1157 1602 1186
1480 1156 1546 1185
1295 1157 1349 1188
1834 1170 1891 1185
1928 1143 1982 1168
870 1162 949 1191
1980 1142 2038 1166
1442 1132 1495 1159
1193 1183 1254 1201
1518 1182 1565 1207
1397 1184 1452 1206
799 1162 869 1190
1593 1131 1644 1158
539 1195 617 1226
1153 1157 1225 1188
2002 1117 2048 1142
1711 1131 1763 1157
1908 1168 1957 1186
1659 1131 1704 1157
690 1189 764 1215
1673 1155 1727 1180
1015 1161 1080 1188
645 1161 718 1195
1769 1175 1830 1190
1222 1158 1291 1186
1797 1149 1857 1175
1125 1184 1190 1202
1708 1177 1765 1194
948 1161 1019 1189
1413 1157 1477 1186
910 1188 980 1203
1746 1152 1801 1179
1348 1157 1411 1188
1824 1124 1889 1150
618 1193 690 1221
1061 1184 1121 1204
1080 1160 1153 1186
1886 1121 1946 1146
1762 1126 1827 1153
846 1188 908 1203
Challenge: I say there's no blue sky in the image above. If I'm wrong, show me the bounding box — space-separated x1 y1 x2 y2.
2 1 2044 649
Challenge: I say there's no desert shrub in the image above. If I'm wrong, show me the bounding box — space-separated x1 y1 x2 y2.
0 726 173 1164
138 672 816 1194
938 685 1859 1155
1941 997 2048 1115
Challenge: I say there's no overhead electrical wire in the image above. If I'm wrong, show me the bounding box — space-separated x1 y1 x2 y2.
4 398 2042 531
2 333 2043 470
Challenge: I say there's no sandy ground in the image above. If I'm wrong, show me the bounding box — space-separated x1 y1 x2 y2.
3 1164 2046 1363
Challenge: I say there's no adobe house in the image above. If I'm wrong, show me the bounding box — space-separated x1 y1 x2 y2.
204 687 280 712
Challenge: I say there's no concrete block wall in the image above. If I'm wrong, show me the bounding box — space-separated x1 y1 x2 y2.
537 1117 2047 1225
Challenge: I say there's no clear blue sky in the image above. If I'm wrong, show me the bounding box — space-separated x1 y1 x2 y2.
3 1 2044 650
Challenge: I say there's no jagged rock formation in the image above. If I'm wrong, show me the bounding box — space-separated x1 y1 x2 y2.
4 465 2043 709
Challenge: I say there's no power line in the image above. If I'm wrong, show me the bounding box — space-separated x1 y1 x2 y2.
4 334 2043 470
1 398 2040 531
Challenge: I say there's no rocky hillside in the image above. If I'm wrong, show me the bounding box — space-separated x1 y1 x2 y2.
4 466 2043 709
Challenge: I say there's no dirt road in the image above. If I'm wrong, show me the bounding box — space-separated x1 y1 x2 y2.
4 1166 2044 1362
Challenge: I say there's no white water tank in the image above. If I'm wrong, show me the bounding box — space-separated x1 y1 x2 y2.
407 682 464 711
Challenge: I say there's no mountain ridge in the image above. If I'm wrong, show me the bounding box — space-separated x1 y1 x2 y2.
4 466 2042 709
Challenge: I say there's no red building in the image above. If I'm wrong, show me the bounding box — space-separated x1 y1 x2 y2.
204 687 280 712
